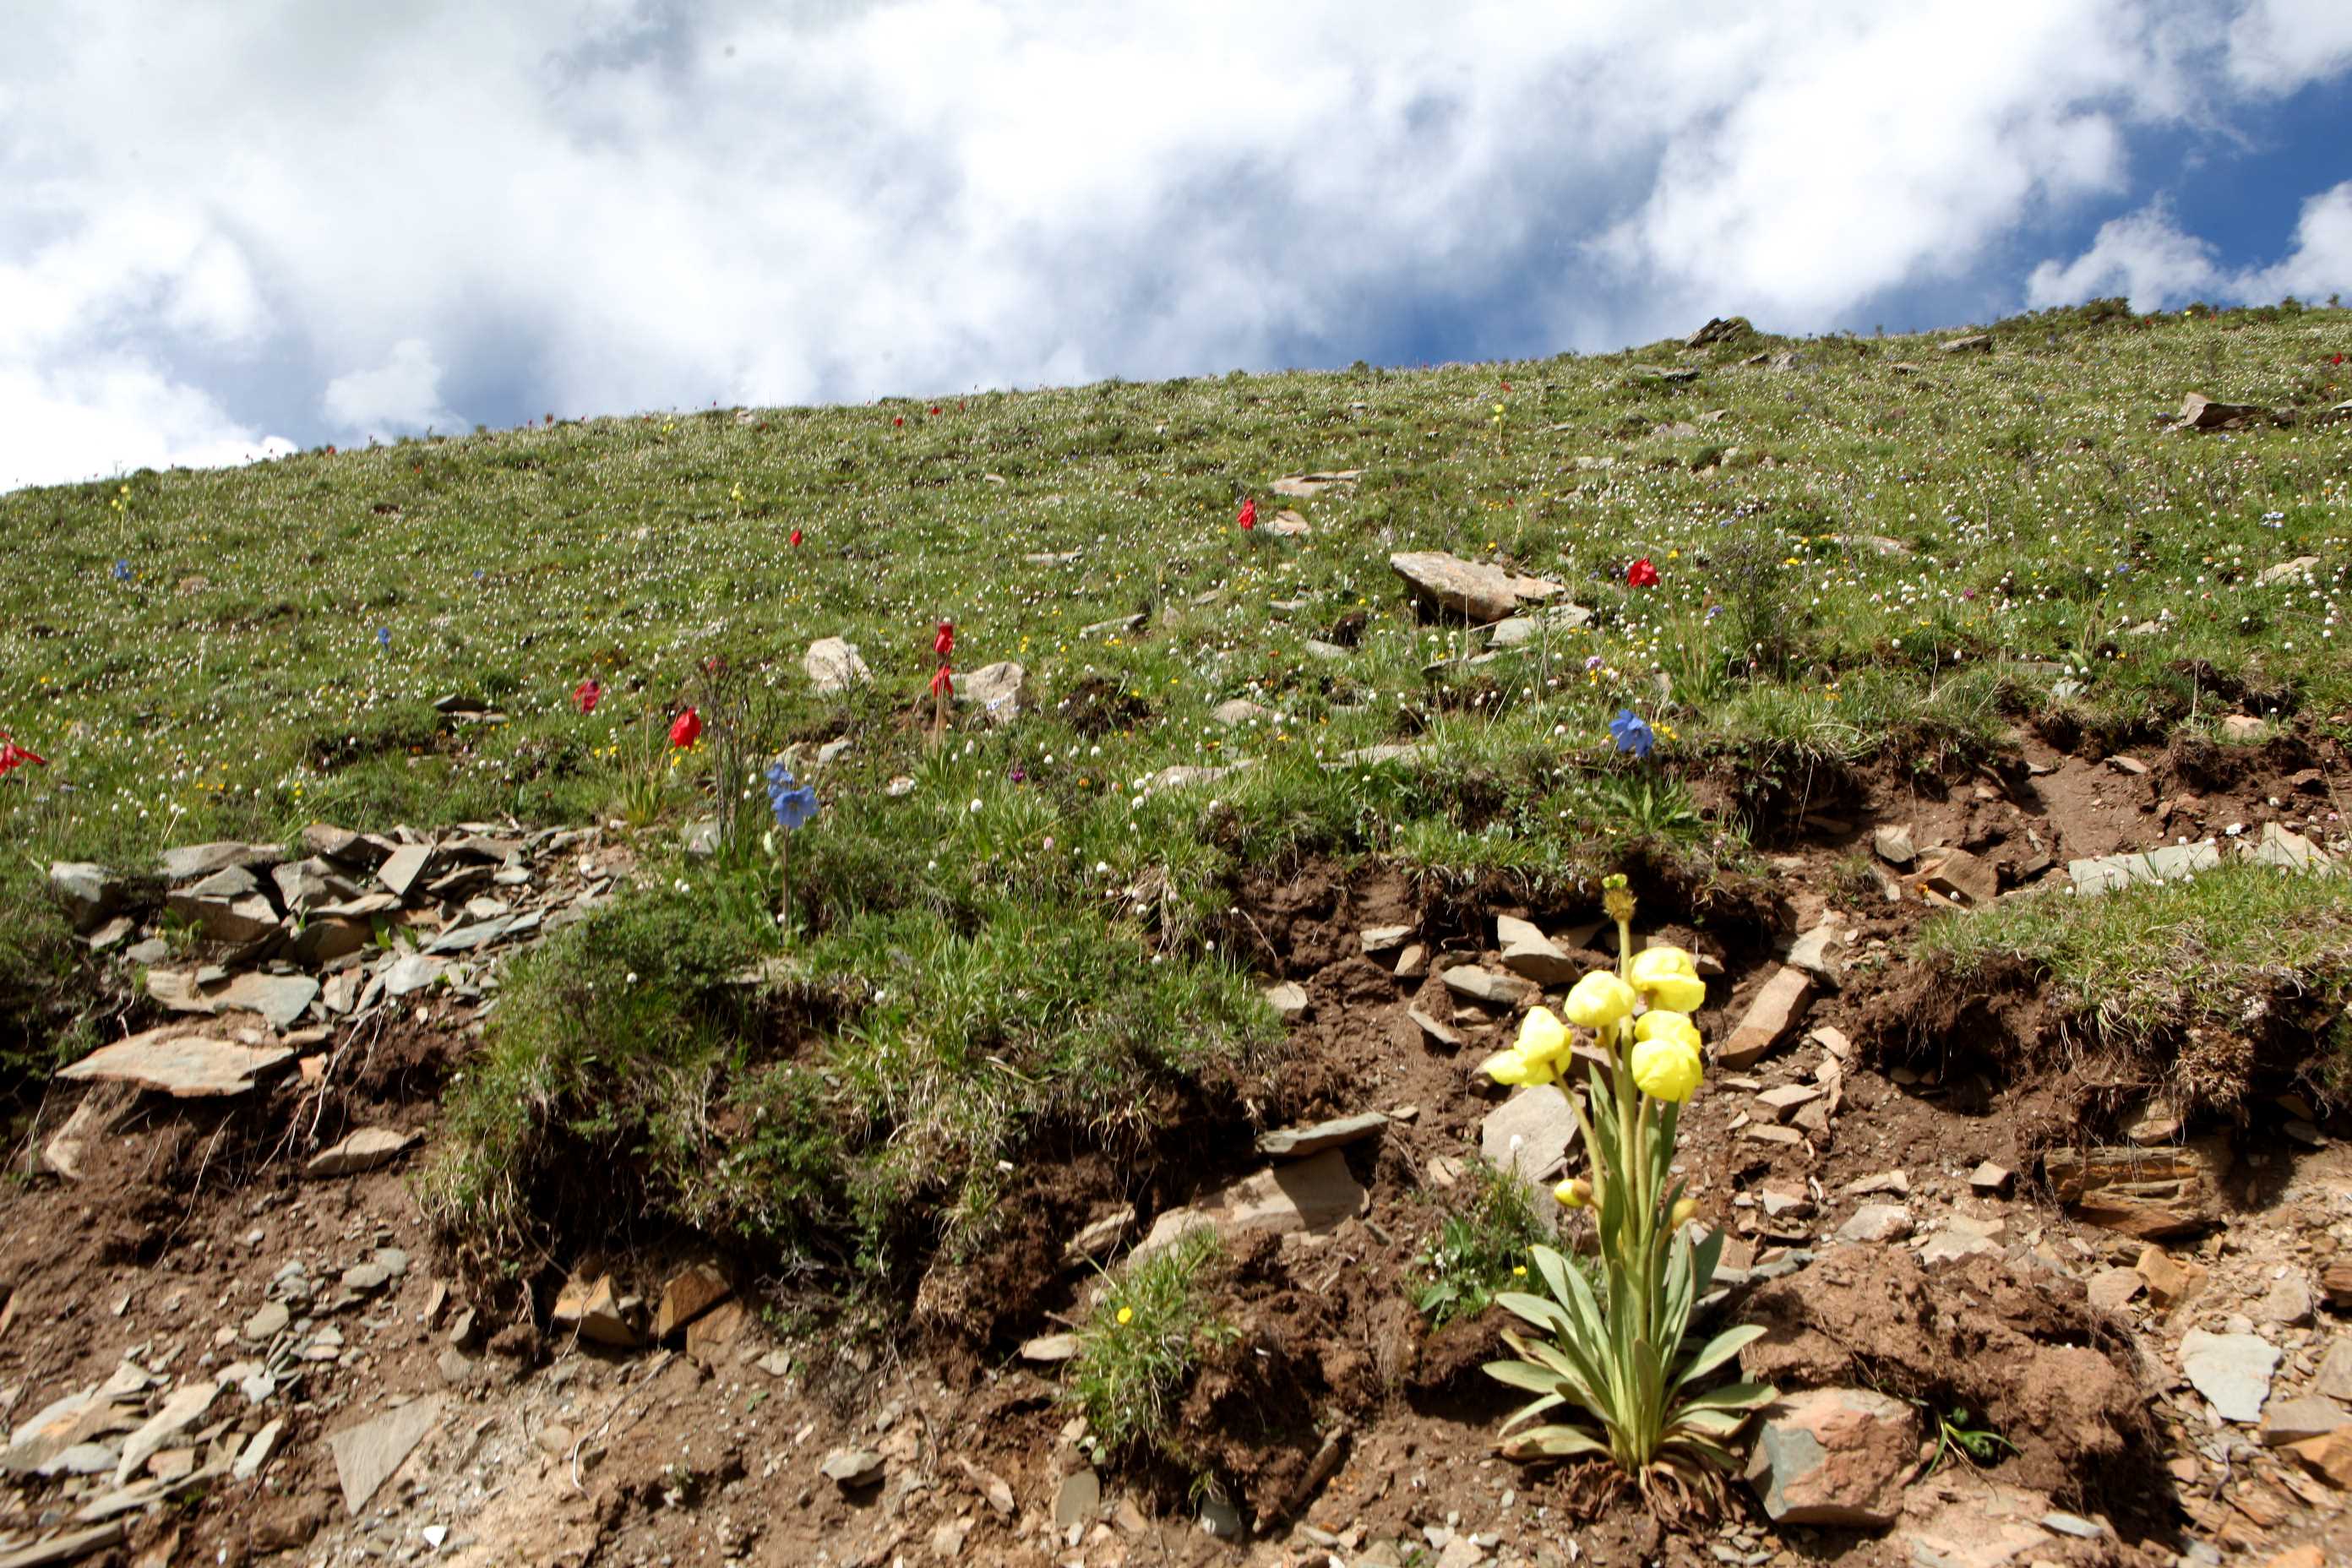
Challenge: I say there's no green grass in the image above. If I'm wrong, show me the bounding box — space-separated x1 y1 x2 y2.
1917 861 2352 1046
1067 1229 1235 1462
1412 1158 1556 1328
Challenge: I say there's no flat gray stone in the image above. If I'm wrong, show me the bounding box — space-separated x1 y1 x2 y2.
1256 1113 1386 1160
804 636 871 695
1481 1088 1579 1185
2314 1337 2352 1402
1132 1148 1368 1260
159 842 280 881
2070 841 2220 897
1495 915 1577 986
308 1127 417 1178
59 1030 293 1098
1441 966 1537 1010
1052 1467 1101 1531
207 972 318 1029
2258 1395 2350 1446
326 1396 444 1515
1263 982 1309 1022
2180 1329 2278 1423
1836 1205 1913 1244
113 1380 219 1486
953 661 1026 723
1018 1332 1080 1363
1388 551 1564 625
376 845 433 899
382 953 447 997
819 1446 885 1489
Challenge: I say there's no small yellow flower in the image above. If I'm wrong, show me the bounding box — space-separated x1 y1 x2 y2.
1561 971 1636 1031
1116 1305 1133 1326
1669 1197 1698 1227
1630 1036 1703 1102
1511 1265 1528 1277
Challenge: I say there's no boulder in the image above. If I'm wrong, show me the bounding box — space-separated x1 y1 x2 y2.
2175 392 2265 431
653 1265 732 1342
803 636 871 695
1745 1387 1918 1526
953 661 1026 723
1388 551 1563 625
1941 334 1993 353
1211 699 1271 727
48 863 129 934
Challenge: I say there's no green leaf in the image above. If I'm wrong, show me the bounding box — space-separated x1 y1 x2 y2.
1673 1323 1766 1389
1496 1391 1567 1436
1500 1423 1614 1461
1676 1380 1777 1413
1483 1359 1567 1397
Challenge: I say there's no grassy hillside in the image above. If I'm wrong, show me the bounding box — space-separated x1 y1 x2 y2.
3 298 2348 1287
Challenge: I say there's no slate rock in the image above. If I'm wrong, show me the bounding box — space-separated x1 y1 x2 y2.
59 1030 293 1097
2180 1329 2278 1423
820 1447 885 1489
307 1127 416 1178
1132 1148 1368 1260
1256 1113 1386 1160
1481 1088 1579 1186
1718 967 1812 1069
1388 551 1564 625
1494 915 1578 986
326 1396 444 1516
159 842 280 881
48 863 129 934
653 1265 732 1342
2044 1141 2224 1238
1441 966 1537 1010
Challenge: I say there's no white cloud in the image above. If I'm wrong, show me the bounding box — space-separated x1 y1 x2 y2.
2028 180 2352 311
323 339 461 440
0 357 292 492
0 0 2348 492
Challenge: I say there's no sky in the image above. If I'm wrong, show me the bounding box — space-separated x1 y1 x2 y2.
3 0 2349 493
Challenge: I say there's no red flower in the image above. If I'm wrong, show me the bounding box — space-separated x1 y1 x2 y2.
929 664 954 697
928 406 941 416
1500 381 1511 393
893 415 905 427
1237 497 1256 531
934 620 955 658
2337 354 2345 367
789 528 803 547
0 734 47 776
668 708 702 748
572 678 602 714
1627 558 1660 588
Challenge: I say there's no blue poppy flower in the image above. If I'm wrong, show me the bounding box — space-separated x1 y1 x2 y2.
375 627 391 648
1609 709 1655 759
112 559 132 582
765 760 818 830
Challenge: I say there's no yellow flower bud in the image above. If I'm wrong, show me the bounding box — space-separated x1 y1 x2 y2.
1515 1006 1571 1068
1633 1010 1703 1053
1629 946 1707 1013
1480 1048 1557 1088
1561 971 1636 1031
1629 1035 1703 1102
1669 1197 1698 1227
1554 1177 1592 1209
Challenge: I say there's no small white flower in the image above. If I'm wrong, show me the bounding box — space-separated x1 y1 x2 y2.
969 798 983 813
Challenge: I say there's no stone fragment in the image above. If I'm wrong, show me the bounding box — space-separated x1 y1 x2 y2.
1917 847 1996 907
2180 1329 2278 1423
112 1380 219 1486
1211 699 1271 727
59 1029 293 1097
1919 1213 2006 1266
1358 924 1413 956
2251 821 2335 871
1968 1162 2014 1195
242 1302 290 1342
1494 915 1578 986
1835 1205 1913 1244
1394 943 1428 980
2175 391 2264 430
1064 1206 1134 1263
165 889 280 945
1408 1006 1462 1048
1870 825 1915 868
291 917 372 966
684 1298 749 1364
307 1127 416 1179
804 636 871 694
1718 967 1812 1069
41 1087 131 1181
2084 1266 2144 1312
373 843 433 899
159 842 280 881
2255 554 2322 587
2044 1142 2223 1237
1941 334 1993 353
1263 982 1309 1022
1783 924 1845 987
551 1275 637 1349
1132 1148 1368 1260
206 972 318 1029
1388 551 1564 624
1271 470 1361 498
2283 1429 2352 1489
653 1265 732 1342
48 863 129 934
382 953 446 996
1052 1467 1102 1531
1018 1332 1080 1363
2259 1396 2349 1447
2326 1262 2352 1310
1845 1169 1908 1197
1481 1090 1580 1187
1756 1084 1823 1122
1441 966 1537 1010
820 1447 885 1489
1745 1387 1918 1526
1257 1113 1386 1159
2314 1337 2352 1402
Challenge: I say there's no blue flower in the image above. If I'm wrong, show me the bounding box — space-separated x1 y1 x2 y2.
375 627 391 648
765 760 818 830
112 559 132 583
1609 709 1655 760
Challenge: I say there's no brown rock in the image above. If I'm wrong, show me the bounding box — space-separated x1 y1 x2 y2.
2175 392 2266 431
551 1275 637 1349
2134 1244 2208 1309
1388 551 1564 625
1131 1148 1368 1260
1745 1387 1917 1526
2322 1261 2352 1309
2044 1142 2224 1237
1917 847 1996 908
2282 1429 2352 1489
685 1299 750 1365
1719 966 1812 1069
57 1029 293 1097
653 1265 732 1342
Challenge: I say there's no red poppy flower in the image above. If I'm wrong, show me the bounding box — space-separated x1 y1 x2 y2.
1627 558 1660 588
572 678 602 714
668 708 702 748
1500 381 1511 393
0 735 47 776
893 415 905 427
1237 497 1257 531
934 620 955 658
928 406 941 416
2337 354 2345 367
789 528 803 547
929 664 954 697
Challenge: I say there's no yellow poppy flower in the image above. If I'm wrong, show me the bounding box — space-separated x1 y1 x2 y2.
1632 1010 1702 1053
1628 946 1707 1013
1515 1006 1571 1068
1562 971 1636 1031
1629 1036 1703 1102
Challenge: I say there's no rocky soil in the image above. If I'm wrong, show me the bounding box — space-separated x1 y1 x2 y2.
4 731 2351 1568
